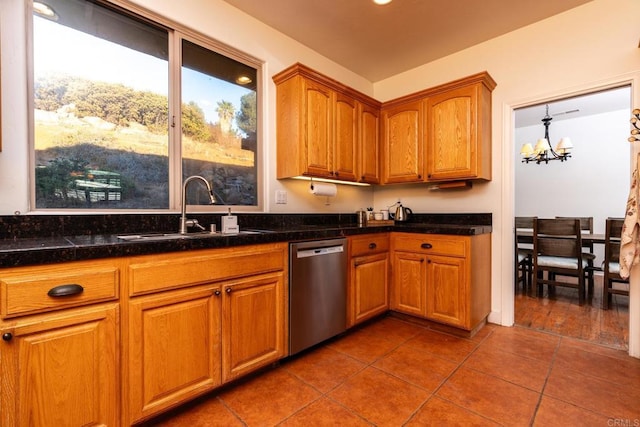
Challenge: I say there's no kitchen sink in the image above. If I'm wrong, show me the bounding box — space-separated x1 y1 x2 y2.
116 229 272 241
117 233 187 241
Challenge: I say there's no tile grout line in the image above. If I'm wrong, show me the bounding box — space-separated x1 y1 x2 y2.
402 324 500 425
429 324 494 395
277 323 417 426
214 395 248 426
528 333 563 426
316 319 476 426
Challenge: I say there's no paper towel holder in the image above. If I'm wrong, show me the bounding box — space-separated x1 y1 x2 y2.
309 178 335 205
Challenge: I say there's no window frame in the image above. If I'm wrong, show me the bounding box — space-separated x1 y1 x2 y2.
27 0 264 213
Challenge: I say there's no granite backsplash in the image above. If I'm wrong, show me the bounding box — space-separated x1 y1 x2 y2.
0 213 491 240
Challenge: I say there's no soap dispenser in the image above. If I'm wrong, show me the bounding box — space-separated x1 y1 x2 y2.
221 208 239 234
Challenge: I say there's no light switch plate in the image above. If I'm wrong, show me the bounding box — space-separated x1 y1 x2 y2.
276 190 287 204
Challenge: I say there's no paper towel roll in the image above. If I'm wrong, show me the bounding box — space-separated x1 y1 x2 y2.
309 182 337 197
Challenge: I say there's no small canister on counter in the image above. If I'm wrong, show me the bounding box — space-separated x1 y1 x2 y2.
357 209 367 227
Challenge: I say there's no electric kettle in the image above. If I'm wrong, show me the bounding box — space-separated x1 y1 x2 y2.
394 204 413 222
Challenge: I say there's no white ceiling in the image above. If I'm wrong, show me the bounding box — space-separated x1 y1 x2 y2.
514 86 632 128
222 0 629 124
222 0 592 82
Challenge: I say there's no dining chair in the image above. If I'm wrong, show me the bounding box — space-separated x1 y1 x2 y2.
555 216 597 295
532 218 590 305
602 217 629 309
515 216 535 293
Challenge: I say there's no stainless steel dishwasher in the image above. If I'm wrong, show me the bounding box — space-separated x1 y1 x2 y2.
289 238 347 355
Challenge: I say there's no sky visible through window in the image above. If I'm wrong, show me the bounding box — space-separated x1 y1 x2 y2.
34 17 251 126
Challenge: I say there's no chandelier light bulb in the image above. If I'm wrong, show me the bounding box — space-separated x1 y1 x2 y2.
520 143 534 157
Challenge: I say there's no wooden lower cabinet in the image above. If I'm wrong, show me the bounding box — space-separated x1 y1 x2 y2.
390 233 491 331
391 251 427 317
0 303 119 427
127 284 222 424
350 252 389 326
348 234 390 327
425 254 467 328
222 272 286 382
124 244 288 425
127 273 286 424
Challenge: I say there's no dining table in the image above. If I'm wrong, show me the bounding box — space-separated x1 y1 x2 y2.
516 230 606 245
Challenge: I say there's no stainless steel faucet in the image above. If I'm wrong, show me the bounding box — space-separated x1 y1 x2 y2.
180 175 215 234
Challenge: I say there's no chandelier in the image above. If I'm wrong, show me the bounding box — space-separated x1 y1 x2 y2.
520 105 573 164
628 108 640 142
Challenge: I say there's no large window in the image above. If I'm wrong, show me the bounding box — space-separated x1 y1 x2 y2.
31 0 260 210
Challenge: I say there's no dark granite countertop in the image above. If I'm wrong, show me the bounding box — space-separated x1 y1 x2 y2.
0 213 491 268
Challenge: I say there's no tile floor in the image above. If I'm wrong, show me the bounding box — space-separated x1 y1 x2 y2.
145 315 640 426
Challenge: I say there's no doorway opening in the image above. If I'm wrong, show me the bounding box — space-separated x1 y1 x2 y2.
513 85 632 350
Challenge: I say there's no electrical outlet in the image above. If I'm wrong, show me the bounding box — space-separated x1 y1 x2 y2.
276 190 287 204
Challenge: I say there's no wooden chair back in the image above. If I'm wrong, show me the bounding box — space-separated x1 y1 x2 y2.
533 218 587 304
556 216 594 251
535 218 583 258
515 216 535 229
603 217 628 309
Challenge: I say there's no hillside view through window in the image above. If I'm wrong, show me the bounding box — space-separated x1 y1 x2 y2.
32 0 259 210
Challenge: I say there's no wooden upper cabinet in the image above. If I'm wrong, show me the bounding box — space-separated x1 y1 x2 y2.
425 74 495 182
334 91 359 181
273 63 380 183
302 78 334 177
274 63 495 185
359 102 380 184
381 99 424 184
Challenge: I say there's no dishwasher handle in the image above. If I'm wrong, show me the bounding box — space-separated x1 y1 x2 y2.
296 245 344 259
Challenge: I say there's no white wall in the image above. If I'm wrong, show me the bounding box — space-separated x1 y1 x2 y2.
515 109 630 228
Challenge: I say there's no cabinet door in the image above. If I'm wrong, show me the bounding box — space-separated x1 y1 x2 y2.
127 285 221 424
0 304 119 427
334 92 359 181
382 100 424 183
222 272 285 383
359 102 380 184
350 252 389 326
390 251 426 316
425 254 468 328
425 85 478 181
304 79 333 177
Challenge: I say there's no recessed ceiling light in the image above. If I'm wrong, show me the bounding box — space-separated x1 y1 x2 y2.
235 75 252 85
33 2 58 20
373 0 392 4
